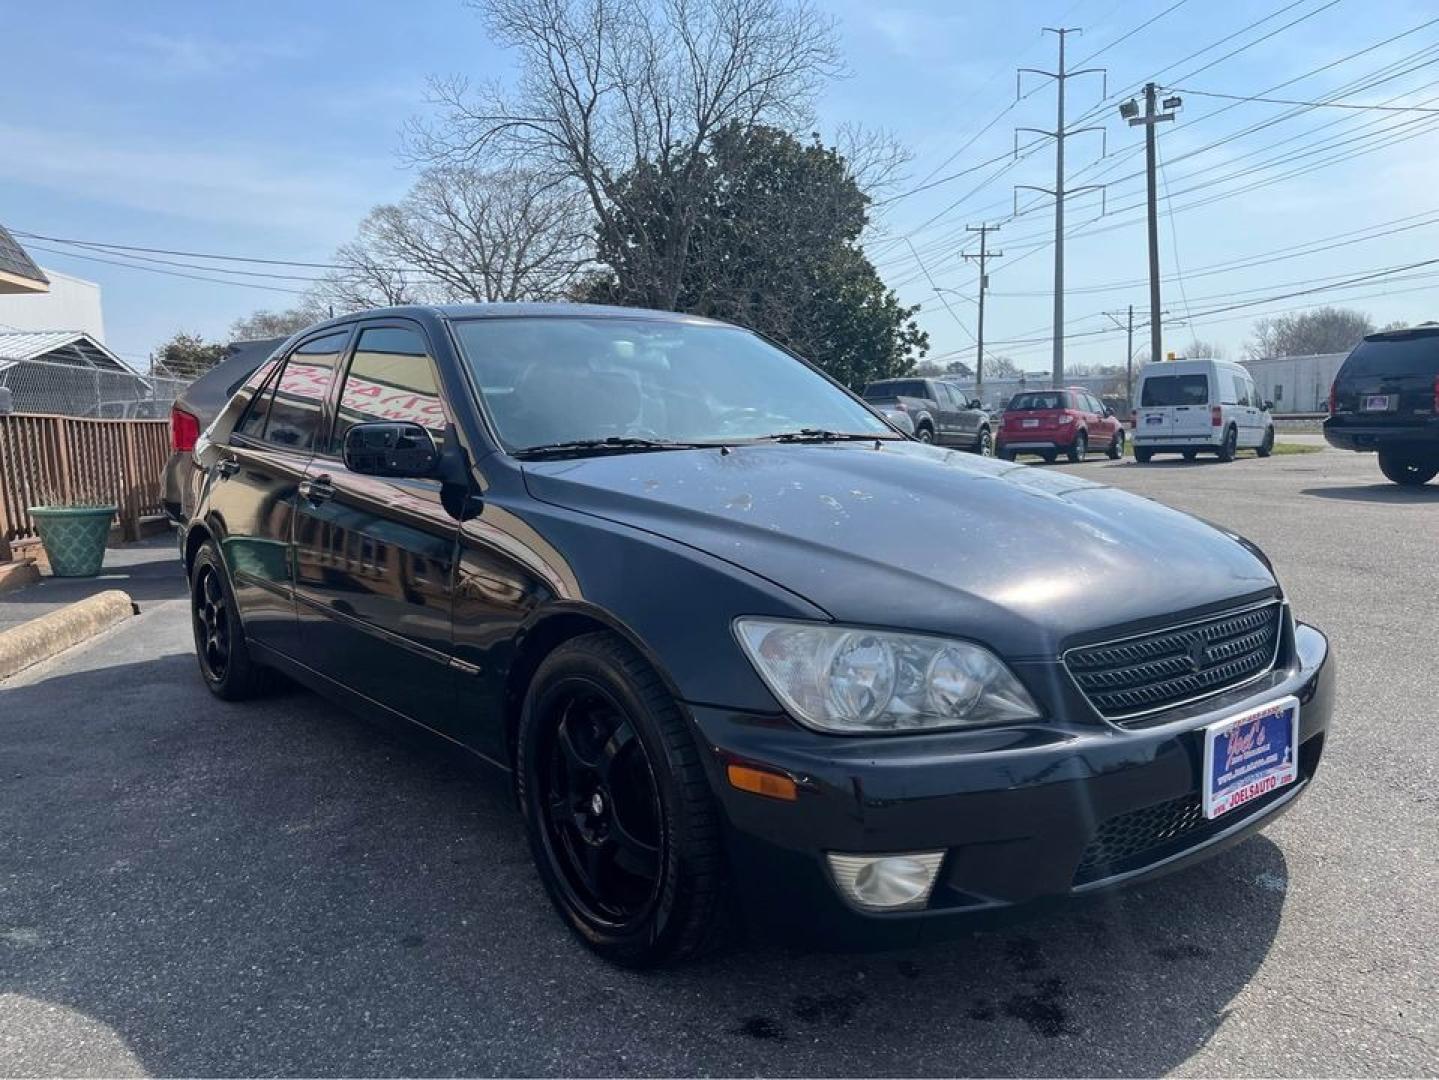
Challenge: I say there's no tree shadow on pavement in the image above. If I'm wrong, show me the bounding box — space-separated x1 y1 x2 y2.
1 653 1289 1077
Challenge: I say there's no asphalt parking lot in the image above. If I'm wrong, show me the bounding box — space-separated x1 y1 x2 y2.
2 443 1435 1077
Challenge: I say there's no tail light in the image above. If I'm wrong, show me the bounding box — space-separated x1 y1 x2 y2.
1057 414 1075 425
171 406 201 452
894 401 908 412
1328 382 1338 416
1211 405 1223 427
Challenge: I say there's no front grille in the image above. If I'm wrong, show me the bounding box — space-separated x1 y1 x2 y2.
1065 602 1283 722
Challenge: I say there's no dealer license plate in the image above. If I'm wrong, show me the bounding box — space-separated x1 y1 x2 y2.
1201 696 1299 820
1362 394 1393 412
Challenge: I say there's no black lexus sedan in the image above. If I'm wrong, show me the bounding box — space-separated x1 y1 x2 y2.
179 304 1333 967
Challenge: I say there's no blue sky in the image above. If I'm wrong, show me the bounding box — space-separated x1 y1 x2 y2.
2 0 1436 373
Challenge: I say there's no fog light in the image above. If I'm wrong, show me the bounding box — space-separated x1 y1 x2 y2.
826 851 945 911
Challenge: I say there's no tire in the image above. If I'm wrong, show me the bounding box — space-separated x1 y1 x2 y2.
916 424 934 444
1041 450 1058 464
516 632 727 968
1378 450 1439 486
1216 425 1238 463
1134 447 1153 464
1066 432 1088 463
1107 429 1125 460
999 448 1016 461
1256 428 1275 458
1183 450 1198 462
975 427 993 456
190 540 271 700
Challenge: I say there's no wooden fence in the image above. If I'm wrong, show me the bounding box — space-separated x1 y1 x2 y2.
0 413 171 550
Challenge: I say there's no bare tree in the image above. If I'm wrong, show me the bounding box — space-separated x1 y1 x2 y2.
407 0 844 309
314 167 591 313
1183 338 1227 359
1246 307 1373 359
229 307 323 341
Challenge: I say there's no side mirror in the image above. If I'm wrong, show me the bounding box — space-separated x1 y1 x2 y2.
969 398 983 410
1263 400 1274 412
1104 406 1116 417
343 421 440 479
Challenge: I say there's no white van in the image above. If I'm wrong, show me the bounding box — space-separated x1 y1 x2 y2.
1132 359 1275 463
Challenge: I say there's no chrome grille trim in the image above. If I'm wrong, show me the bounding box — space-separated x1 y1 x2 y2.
1063 600 1285 724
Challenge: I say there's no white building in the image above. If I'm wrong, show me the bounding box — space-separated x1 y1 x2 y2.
0 266 106 342
1240 353 1348 414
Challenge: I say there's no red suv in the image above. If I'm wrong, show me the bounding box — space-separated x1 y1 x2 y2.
997 388 1125 463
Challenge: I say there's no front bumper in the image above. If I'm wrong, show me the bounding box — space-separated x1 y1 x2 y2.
688 621 1332 947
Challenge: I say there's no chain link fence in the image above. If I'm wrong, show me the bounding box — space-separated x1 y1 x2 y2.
0 358 188 419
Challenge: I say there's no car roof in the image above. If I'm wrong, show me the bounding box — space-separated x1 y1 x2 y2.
1137 359 1224 375
300 302 731 337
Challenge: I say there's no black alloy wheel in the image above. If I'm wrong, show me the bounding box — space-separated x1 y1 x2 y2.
517 632 727 966
190 539 270 700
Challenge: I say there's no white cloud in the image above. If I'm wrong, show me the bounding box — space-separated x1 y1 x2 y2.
118 30 310 80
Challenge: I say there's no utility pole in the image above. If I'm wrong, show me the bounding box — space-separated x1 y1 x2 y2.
1121 84 1181 371
963 224 1001 402
1016 29 1106 389
1104 304 1136 408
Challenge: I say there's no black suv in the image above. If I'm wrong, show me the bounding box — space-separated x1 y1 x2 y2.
1324 324 1439 485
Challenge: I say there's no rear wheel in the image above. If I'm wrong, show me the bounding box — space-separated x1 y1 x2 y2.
1066 432 1088 463
1041 450 1058 464
1107 429 1125 460
1378 450 1439 486
998 448 1016 462
517 632 727 967
1134 447 1153 464
1256 427 1275 458
1182 450 1198 462
190 540 270 700
1216 425 1238 463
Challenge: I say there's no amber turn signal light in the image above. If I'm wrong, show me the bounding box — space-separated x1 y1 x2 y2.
726 763 798 801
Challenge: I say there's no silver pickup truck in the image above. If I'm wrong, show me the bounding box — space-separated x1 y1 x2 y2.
862 377 994 455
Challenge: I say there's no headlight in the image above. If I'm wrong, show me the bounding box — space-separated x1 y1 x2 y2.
735 619 1041 734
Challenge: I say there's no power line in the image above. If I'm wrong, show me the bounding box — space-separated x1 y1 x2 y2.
1167 85 1439 111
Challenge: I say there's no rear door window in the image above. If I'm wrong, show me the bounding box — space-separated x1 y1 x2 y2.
249 331 350 452
1141 374 1209 407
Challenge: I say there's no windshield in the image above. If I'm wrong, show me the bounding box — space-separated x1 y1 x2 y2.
1141 373 1209 407
450 317 892 451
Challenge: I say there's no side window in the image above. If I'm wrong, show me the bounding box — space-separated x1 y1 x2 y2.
258 331 350 452
1085 393 1103 414
234 362 282 441
331 326 448 456
1235 374 1251 407
1217 371 1237 405
936 383 957 408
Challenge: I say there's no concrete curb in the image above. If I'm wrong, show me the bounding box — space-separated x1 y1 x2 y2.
0 590 137 683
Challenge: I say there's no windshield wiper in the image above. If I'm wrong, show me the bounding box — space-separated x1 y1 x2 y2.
515 436 721 459
760 429 898 443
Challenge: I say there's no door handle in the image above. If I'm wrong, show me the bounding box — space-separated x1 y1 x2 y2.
298 475 334 505
217 458 239 478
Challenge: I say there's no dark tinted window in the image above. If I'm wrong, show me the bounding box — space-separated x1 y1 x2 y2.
1007 391 1067 411
259 331 349 451
864 379 929 399
331 326 448 454
234 362 281 440
1339 334 1439 380
1141 373 1209 407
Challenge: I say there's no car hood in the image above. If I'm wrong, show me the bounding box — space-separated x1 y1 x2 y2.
521 442 1277 657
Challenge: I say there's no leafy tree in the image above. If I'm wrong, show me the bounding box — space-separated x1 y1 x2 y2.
583 124 926 388
1246 307 1373 359
150 332 228 379
229 307 322 341
945 360 974 379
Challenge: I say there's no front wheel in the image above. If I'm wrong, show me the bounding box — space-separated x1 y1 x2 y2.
1107 429 1125 460
1256 428 1275 458
1378 450 1439 486
1066 432 1088 463
916 425 934 444
975 427 993 456
516 632 728 967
